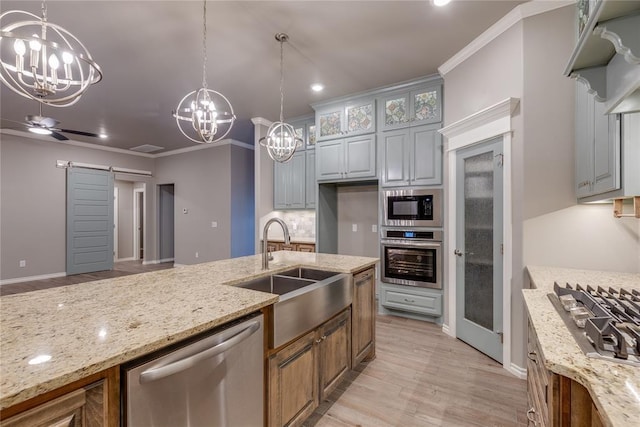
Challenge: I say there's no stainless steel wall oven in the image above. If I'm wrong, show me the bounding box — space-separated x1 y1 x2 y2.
383 188 442 227
381 229 442 289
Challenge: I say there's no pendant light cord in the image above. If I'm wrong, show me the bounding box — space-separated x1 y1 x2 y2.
202 0 208 89
279 36 285 123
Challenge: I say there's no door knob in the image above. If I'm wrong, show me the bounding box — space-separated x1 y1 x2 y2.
454 249 464 257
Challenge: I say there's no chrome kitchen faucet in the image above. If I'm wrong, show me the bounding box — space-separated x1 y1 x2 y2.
262 218 290 269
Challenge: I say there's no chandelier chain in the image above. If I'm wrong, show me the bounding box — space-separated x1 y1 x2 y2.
202 0 208 89
279 36 285 123
41 1 47 22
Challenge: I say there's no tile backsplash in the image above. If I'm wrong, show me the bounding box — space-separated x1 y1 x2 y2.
260 210 316 242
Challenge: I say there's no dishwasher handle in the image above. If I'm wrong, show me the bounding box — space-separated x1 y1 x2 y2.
139 320 261 384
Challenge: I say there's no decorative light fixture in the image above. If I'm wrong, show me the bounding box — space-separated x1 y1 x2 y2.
173 0 235 144
259 33 302 163
0 1 102 107
433 0 452 6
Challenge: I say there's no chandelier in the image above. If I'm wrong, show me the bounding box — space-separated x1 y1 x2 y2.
173 0 235 144
259 33 302 163
0 1 102 107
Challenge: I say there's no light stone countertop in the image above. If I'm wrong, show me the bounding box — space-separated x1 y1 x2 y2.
0 251 378 410
524 265 640 427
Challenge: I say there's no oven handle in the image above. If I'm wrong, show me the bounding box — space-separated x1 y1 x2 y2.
381 239 442 248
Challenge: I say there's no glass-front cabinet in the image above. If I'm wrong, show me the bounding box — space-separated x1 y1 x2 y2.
290 116 316 150
316 96 376 142
379 84 442 131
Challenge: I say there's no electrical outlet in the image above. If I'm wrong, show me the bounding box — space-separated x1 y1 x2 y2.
352 224 358 232
372 224 377 233
183 208 188 214
195 252 199 258
19 260 26 268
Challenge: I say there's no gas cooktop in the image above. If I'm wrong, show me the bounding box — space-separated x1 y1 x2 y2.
548 282 640 367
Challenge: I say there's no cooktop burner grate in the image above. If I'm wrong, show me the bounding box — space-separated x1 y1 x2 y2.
548 282 640 367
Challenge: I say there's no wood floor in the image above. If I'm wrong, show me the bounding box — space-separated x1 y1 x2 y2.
0 260 174 296
307 315 528 427
2 263 528 426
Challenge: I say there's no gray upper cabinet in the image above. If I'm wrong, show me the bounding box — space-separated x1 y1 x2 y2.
274 151 306 209
379 84 442 131
380 124 442 187
575 80 620 200
316 96 376 142
306 150 316 208
316 134 376 182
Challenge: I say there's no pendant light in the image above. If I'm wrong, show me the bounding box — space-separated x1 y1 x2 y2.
173 0 236 144
0 1 102 107
259 33 302 163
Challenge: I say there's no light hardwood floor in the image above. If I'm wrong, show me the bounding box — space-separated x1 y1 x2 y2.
307 315 528 427
0 260 174 296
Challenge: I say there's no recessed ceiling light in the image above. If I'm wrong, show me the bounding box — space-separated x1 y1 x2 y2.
28 127 52 135
433 0 451 6
311 83 324 92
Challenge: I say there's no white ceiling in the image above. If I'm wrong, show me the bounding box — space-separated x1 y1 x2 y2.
0 0 527 154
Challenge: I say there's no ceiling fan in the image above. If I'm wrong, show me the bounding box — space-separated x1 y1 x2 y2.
2 104 105 141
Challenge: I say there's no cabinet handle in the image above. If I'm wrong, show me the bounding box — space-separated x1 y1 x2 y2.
578 180 590 188
315 338 322 344
321 335 327 340
526 408 538 425
404 298 415 303
527 351 538 364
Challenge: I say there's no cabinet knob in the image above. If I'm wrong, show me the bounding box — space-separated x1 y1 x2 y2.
527 351 538 364
404 298 415 303
321 335 327 341
315 338 322 344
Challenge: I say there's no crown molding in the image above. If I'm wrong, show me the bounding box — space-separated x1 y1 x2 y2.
438 0 574 76
251 117 273 127
154 139 254 158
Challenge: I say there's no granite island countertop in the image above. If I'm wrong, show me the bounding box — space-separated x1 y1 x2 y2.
0 251 378 410
524 266 640 427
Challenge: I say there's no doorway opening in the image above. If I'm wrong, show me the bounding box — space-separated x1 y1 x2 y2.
133 186 145 261
158 184 175 263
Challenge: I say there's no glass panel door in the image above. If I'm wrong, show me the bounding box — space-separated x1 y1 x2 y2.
455 137 503 363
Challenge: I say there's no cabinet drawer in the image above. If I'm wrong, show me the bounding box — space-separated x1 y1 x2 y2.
382 288 442 316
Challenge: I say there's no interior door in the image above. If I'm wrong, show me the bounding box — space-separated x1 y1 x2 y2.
66 168 114 275
455 137 503 362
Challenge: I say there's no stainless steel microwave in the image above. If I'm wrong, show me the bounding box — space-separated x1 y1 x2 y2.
382 189 442 227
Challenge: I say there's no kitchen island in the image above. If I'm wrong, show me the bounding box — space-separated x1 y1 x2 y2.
524 266 640 427
0 251 378 421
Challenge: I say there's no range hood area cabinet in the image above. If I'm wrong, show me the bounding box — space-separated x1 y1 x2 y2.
576 79 640 202
565 0 640 114
273 117 316 210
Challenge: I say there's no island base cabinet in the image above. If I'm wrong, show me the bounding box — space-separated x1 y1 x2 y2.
2 370 118 427
268 309 352 427
268 331 318 427
352 268 375 366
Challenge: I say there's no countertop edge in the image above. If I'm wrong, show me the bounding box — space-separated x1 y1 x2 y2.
524 265 640 427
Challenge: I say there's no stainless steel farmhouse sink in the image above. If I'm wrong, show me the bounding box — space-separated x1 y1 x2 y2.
235 268 351 348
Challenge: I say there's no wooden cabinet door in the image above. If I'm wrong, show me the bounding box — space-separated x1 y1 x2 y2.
344 134 376 180
318 309 351 402
269 331 318 427
352 268 375 366
410 124 442 186
380 128 409 187
297 243 316 253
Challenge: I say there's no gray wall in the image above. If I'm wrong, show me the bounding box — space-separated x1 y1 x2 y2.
0 133 155 280
115 180 134 259
337 185 379 258
230 145 255 257
155 145 232 265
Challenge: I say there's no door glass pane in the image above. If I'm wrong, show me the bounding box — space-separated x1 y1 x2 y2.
385 97 407 125
463 151 494 330
414 90 439 121
347 103 373 132
307 124 316 147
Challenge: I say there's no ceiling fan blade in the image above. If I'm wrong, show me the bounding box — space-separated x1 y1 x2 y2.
50 131 69 141
58 129 101 138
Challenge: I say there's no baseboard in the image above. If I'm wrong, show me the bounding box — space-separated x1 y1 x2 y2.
508 362 527 380
441 323 455 337
0 272 66 286
115 257 135 262
158 258 175 264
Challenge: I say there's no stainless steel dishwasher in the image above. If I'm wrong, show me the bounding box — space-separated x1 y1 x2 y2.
122 313 264 427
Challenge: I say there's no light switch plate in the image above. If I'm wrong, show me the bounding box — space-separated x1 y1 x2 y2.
352 224 358 232
211 221 217 228
372 224 377 233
